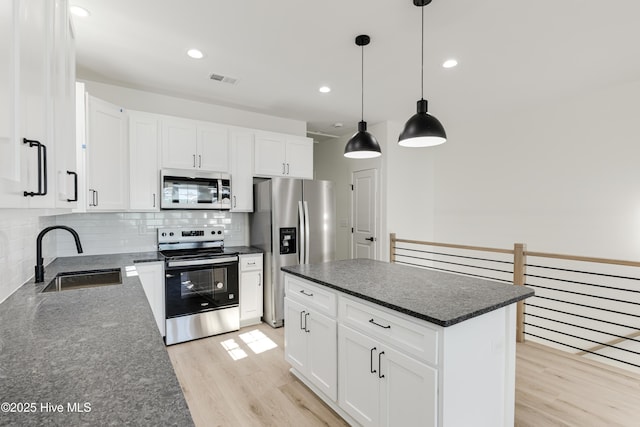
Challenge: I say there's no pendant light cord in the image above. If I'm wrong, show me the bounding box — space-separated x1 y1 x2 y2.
361 43 364 121
421 4 424 100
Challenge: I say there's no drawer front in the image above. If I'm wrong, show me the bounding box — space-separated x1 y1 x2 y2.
339 296 439 366
285 275 337 317
240 254 263 271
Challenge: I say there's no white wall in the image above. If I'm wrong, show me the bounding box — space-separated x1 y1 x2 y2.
382 120 436 256
314 122 387 261
79 80 306 136
0 210 55 303
432 78 640 260
314 120 439 262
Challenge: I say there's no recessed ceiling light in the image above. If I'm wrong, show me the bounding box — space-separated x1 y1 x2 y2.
70 5 90 17
187 49 204 59
319 86 331 93
442 59 458 69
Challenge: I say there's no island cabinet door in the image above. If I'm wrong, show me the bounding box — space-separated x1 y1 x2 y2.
379 346 437 427
338 324 380 427
306 309 337 401
284 297 307 372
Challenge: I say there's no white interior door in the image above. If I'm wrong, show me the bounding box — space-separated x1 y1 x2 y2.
351 168 378 260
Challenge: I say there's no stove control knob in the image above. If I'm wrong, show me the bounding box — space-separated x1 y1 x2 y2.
161 232 167 237
211 231 215 235
169 232 174 237
217 230 222 235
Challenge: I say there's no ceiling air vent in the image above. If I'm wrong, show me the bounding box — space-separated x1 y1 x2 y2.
209 73 238 85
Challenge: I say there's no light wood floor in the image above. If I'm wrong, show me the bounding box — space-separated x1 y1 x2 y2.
515 341 640 427
167 323 348 427
167 323 640 427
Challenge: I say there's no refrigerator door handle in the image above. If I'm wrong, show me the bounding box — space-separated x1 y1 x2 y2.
298 200 306 264
303 201 310 264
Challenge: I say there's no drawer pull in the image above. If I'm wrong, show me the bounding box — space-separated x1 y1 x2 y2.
369 318 391 329
370 347 377 374
300 310 306 330
300 290 314 297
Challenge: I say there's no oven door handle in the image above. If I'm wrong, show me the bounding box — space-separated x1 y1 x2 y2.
166 256 238 268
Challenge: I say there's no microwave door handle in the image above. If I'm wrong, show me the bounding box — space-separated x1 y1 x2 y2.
303 201 310 264
298 201 305 265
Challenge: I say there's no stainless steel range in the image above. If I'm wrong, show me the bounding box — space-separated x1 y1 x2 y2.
158 226 239 345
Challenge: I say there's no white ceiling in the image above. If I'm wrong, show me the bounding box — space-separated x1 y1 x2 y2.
72 0 640 141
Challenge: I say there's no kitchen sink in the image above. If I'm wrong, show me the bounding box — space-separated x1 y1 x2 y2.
41 268 122 293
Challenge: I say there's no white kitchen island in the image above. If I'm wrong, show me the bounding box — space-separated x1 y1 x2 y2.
282 259 533 427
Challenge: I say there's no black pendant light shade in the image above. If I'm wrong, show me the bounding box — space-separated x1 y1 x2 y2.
344 34 381 159
398 99 446 147
344 121 381 159
398 0 447 148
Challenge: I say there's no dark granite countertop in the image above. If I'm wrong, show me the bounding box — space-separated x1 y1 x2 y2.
230 246 263 255
0 252 193 427
282 259 534 327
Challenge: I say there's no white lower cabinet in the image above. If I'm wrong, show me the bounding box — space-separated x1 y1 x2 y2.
283 272 517 427
284 297 337 401
338 325 437 427
136 261 165 337
239 253 263 327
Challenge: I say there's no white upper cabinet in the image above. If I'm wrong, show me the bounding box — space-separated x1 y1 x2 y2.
161 118 197 170
161 118 230 172
53 0 78 208
254 132 313 179
129 111 160 211
198 123 229 172
0 0 22 206
0 0 76 209
229 129 254 212
85 96 128 211
285 136 314 179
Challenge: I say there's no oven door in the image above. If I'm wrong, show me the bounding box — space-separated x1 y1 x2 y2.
165 258 239 318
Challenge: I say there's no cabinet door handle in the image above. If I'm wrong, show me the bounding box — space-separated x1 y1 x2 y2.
88 189 96 207
300 290 313 297
282 163 286 175
66 171 78 202
199 154 202 168
370 347 377 374
193 154 196 168
233 195 237 208
23 138 48 197
300 310 306 330
95 190 99 206
286 163 290 175
304 312 310 333
378 351 385 378
369 318 391 329
153 193 156 208
257 273 261 286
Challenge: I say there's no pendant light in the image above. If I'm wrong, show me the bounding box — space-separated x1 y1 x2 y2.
398 0 447 147
344 35 382 159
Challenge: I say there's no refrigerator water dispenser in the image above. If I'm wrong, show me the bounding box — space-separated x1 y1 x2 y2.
279 228 297 254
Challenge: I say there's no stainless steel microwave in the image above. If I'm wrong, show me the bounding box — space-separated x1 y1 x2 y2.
160 169 231 210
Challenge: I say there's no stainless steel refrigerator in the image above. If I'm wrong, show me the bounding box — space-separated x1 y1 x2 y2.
250 178 336 327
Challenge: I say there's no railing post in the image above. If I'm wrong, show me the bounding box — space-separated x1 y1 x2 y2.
513 243 526 343
389 233 396 263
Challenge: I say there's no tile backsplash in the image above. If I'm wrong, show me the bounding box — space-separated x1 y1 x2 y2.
55 211 248 256
0 210 55 303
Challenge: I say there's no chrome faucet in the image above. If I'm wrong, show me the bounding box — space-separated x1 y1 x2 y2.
35 226 83 283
